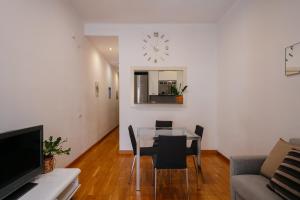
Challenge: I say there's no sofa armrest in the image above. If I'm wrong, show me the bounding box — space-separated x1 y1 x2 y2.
230 155 267 176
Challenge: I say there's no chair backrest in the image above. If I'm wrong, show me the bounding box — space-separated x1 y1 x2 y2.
191 125 204 154
155 135 187 169
128 125 137 155
195 125 204 138
155 120 172 130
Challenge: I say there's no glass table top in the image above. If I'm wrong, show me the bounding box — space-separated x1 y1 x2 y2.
136 127 200 147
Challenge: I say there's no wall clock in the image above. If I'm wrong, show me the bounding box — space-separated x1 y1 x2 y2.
142 32 169 63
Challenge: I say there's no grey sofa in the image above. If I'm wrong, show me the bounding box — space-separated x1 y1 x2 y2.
230 138 300 200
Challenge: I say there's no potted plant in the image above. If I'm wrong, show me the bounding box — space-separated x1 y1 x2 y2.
171 84 188 104
43 136 71 173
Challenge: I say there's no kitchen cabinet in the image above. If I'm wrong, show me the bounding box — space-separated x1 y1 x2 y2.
158 71 178 80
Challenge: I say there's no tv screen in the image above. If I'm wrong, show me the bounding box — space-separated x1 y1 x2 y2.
0 125 43 200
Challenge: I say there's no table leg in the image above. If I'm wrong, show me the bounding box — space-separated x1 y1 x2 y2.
136 129 141 191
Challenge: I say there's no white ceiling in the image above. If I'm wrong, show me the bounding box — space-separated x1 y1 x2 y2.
70 0 237 23
87 36 119 68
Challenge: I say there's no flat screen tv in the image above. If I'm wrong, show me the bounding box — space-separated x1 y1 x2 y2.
0 125 43 200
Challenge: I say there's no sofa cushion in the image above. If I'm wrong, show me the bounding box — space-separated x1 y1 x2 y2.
232 175 282 200
261 139 298 178
267 148 300 200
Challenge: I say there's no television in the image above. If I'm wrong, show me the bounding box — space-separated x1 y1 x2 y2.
0 125 43 200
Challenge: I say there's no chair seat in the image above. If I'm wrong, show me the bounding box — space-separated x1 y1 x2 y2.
186 147 197 155
140 147 156 156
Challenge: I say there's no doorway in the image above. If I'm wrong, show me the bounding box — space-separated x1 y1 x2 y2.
86 36 120 137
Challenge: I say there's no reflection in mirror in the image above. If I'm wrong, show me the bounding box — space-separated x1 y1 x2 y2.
286 42 300 76
134 70 185 104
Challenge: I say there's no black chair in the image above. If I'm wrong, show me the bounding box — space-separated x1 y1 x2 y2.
153 120 173 147
186 125 204 182
155 120 172 130
128 125 156 183
153 135 189 200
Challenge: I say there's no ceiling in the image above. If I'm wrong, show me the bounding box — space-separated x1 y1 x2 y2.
70 0 237 23
87 36 119 68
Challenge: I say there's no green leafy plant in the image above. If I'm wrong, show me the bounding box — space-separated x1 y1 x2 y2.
171 84 188 96
43 136 71 158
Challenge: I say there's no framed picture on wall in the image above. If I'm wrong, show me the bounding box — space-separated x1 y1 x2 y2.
108 87 112 99
285 42 300 76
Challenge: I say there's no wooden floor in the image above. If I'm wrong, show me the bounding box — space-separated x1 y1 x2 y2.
69 128 230 200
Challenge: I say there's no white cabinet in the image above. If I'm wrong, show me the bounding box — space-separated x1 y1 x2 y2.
20 168 81 200
148 70 184 95
158 71 178 80
158 71 184 88
149 71 159 95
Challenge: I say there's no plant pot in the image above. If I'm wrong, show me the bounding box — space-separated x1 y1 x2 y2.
43 156 55 174
176 95 183 104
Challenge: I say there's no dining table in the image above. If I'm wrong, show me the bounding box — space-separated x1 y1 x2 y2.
135 127 201 191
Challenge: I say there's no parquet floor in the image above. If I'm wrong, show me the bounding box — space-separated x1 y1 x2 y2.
69 128 230 200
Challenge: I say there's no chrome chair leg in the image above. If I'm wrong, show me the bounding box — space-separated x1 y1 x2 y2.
199 163 205 183
128 155 136 184
195 154 205 183
169 169 172 184
193 156 199 175
152 165 155 186
197 156 200 169
185 168 189 200
193 156 199 189
154 168 157 200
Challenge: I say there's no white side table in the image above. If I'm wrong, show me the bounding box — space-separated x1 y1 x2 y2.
20 168 81 200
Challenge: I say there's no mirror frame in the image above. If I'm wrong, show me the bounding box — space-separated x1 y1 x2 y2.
130 66 187 106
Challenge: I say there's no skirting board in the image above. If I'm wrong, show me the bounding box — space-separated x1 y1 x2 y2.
216 151 230 163
67 126 119 167
119 149 216 155
119 149 229 162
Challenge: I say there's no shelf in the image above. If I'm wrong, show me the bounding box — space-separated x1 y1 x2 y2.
20 168 81 200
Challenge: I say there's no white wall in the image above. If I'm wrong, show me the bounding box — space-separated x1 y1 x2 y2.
85 24 218 151
218 0 300 157
3 0 296 163
0 0 119 167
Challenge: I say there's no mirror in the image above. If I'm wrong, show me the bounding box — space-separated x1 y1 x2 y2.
134 70 185 104
286 42 300 76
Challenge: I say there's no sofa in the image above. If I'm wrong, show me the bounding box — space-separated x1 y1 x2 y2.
230 138 300 200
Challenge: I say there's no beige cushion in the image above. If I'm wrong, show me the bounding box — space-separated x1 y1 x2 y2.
260 138 298 178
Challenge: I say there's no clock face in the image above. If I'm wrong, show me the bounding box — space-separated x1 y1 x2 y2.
142 32 169 63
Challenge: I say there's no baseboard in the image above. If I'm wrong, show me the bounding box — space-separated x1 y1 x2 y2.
119 150 132 155
119 149 220 156
201 150 218 155
216 150 230 163
67 126 119 167
75 137 229 164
